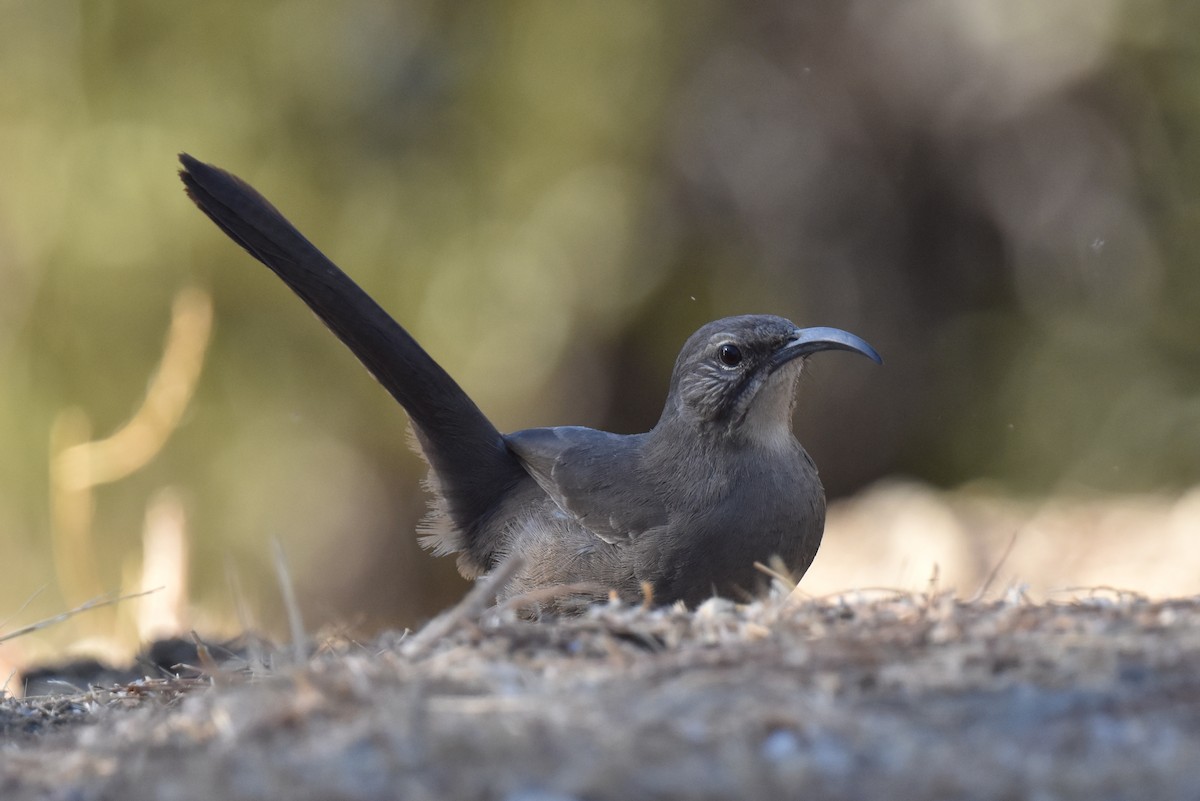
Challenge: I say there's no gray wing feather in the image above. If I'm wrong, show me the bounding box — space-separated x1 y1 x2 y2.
505 427 667 545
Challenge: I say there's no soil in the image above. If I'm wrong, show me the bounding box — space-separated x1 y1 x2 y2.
2 587 1199 801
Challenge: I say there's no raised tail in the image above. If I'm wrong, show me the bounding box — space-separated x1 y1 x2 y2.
179 154 526 567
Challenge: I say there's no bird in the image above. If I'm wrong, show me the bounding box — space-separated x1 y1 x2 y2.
178 153 881 613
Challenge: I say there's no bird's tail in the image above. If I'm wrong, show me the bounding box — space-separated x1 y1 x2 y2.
179 154 525 568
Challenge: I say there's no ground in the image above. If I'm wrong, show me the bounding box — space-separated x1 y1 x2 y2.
2 580 1199 801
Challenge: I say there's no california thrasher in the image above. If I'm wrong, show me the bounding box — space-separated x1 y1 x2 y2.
179 154 881 611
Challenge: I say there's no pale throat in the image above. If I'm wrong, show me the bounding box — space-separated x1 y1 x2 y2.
740 361 803 451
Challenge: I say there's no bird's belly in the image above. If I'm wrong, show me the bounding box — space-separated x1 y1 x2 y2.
496 505 641 610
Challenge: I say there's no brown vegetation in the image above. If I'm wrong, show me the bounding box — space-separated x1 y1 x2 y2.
4 587 1198 800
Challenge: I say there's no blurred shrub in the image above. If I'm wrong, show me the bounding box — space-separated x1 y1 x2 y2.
1 0 1198 643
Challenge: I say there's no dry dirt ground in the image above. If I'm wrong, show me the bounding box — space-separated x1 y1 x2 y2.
2 582 1199 801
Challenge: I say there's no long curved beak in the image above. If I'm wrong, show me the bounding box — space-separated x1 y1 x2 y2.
771 326 883 370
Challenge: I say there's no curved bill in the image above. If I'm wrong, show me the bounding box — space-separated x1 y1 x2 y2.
772 326 883 369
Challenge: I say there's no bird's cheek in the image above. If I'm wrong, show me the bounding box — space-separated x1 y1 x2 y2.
681 381 723 420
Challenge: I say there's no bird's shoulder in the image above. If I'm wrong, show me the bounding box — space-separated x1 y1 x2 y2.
506 425 632 461
504 426 665 545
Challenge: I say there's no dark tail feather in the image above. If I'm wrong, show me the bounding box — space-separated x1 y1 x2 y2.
179 153 525 555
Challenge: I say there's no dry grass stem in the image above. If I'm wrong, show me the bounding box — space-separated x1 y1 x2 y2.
0 590 160 646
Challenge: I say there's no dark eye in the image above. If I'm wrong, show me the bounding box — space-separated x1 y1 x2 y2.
717 343 743 368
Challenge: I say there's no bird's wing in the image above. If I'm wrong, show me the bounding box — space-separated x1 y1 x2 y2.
505 427 668 545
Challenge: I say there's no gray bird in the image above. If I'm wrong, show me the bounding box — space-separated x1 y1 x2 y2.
179 154 881 612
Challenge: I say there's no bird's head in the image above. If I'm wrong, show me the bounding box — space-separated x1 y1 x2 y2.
661 314 881 445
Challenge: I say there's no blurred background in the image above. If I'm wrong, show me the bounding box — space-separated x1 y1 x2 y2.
3 0 1200 670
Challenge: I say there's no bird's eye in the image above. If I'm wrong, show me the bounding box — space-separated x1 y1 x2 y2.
717 343 743 368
